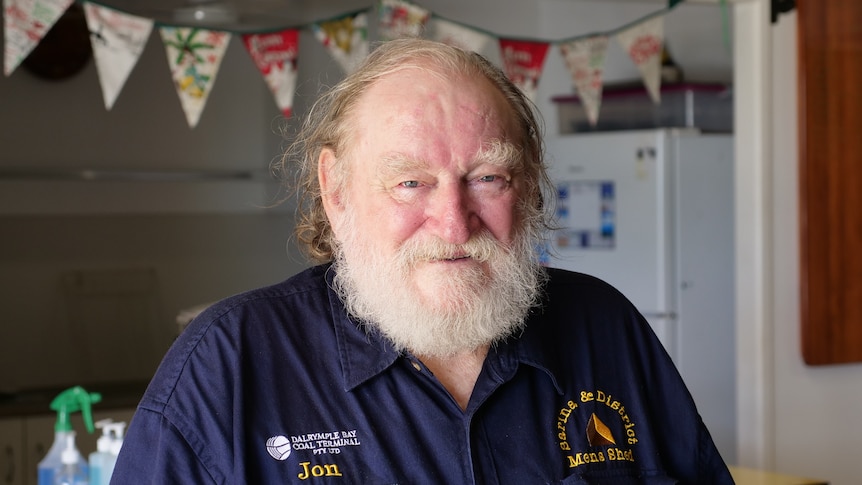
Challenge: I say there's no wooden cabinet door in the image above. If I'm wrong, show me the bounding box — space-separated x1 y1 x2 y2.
798 0 862 364
0 419 25 485
22 415 53 485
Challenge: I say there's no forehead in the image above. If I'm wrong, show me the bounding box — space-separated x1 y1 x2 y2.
349 65 519 161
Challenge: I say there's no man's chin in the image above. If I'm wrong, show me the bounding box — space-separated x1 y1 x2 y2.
411 266 488 306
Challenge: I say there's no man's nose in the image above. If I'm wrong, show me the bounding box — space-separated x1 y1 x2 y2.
429 184 476 245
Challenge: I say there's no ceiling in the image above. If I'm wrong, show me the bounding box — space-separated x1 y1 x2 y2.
102 0 371 32
101 0 691 32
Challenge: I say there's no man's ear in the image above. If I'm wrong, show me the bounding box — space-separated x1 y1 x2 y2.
318 147 344 234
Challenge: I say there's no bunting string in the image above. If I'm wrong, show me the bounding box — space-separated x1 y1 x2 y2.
3 0 688 128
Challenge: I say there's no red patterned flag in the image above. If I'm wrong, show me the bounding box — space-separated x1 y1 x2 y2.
243 29 300 117
616 15 664 103
498 38 550 101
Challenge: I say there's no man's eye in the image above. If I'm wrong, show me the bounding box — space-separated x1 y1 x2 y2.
478 174 510 185
400 181 421 188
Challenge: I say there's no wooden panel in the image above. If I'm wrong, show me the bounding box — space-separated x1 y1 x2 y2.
798 0 862 364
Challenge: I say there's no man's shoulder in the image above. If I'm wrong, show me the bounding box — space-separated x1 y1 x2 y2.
200 263 332 319
543 266 631 306
525 267 649 343
138 264 336 410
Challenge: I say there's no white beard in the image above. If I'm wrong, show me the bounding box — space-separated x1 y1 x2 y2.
330 205 545 358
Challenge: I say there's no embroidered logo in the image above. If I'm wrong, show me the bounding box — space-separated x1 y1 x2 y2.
266 435 292 461
267 428 361 478
555 389 639 468
586 413 615 446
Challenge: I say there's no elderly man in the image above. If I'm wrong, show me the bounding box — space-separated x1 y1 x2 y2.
112 39 732 484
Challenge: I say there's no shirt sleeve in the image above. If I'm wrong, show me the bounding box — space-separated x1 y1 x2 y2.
111 407 218 485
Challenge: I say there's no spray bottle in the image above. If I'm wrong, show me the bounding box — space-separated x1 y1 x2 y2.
37 386 102 485
88 420 125 485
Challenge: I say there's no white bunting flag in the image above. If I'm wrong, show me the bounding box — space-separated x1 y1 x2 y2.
160 27 231 128
429 17 493 54
84 3 153 110
3 0 73 76
377 0 430 41
312 11 369 74
616 15 664 104
559 35 609 126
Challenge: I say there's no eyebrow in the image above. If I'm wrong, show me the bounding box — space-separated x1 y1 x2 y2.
377 140 521 179
476 139 521 171
377 153 427 180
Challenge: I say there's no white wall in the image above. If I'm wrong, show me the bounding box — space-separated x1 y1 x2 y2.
770 11 862 485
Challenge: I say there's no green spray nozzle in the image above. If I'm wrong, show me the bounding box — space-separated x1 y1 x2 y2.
49 386 102 434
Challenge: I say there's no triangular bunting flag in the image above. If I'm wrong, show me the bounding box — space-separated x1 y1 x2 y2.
84 3 153 110
377 0 430 41
3 0 73 76
160 27 231 128
498 38 550 102
242 29 300 118
312 11 369 74
559 35 609 126
429 17 493 54
616 15 664 103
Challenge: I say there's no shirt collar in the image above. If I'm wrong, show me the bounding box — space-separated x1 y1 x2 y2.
325 267 401 391
325 267 564 395
492 306 567 396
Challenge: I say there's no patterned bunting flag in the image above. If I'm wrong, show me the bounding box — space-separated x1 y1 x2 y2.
377 0 430 41
312 11 369 74
3 0 73 76
559 35 609 126
84 3 153 110
429 17 493 54
615 15 664 103
160 27 231 128
498 38 550 102
242 29 300 117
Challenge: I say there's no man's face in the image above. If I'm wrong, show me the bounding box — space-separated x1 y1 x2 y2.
333 67 520 296
321 65 540 356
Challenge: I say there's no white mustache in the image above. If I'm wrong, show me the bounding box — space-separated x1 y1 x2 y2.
398 233 503 266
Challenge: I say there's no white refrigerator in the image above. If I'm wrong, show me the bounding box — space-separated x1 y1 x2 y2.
543 129 736 461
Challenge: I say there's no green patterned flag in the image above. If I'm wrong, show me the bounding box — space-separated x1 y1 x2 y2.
160 27 231 128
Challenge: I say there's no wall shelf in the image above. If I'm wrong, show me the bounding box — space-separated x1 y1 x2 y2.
0 168 270 182
0 168 286 215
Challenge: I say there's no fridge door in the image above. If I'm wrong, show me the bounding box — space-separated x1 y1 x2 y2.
672 133 736 460
545 129 676 356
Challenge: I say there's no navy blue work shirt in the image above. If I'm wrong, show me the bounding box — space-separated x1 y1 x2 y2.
112 264 733 484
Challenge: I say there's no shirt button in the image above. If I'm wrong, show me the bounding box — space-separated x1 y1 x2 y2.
411 361 422 372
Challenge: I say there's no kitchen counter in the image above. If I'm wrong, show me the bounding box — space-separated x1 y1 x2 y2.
730 466 829 485
0 381 148 418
